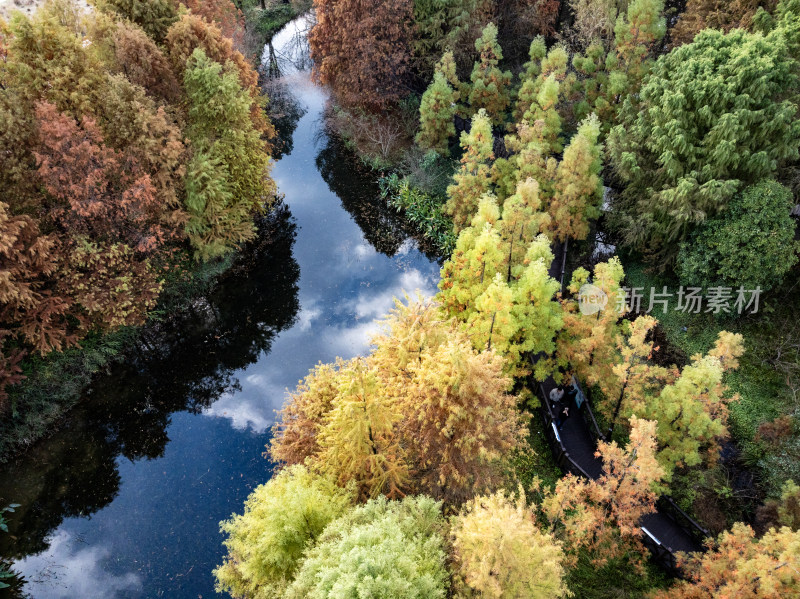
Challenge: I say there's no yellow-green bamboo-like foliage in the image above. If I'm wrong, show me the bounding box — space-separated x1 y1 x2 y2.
451 489 569 598
438 192 562 377
286 495 450 599
467 23 512 125
445 109 494 231
269 298 528 504
214 465 352 599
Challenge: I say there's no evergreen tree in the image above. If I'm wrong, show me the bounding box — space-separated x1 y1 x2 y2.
547 113 603 242
608 24 800 261
467 23 512 125
677 180 799 292
415 71 457 156
444 109 495 231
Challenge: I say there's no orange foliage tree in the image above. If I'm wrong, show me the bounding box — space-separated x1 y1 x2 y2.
537 417 664 570
309 0 415 109
34 101 168 254
653 522 800 598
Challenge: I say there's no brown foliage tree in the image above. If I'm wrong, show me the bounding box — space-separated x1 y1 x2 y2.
112 21 181 101
538 417 664 570
58 238 162 332
0 203 74 355
309 0 414 109
653 522 800 598
183 0 246 49
94 75 187 231
34 101 168 253
670 0 776 46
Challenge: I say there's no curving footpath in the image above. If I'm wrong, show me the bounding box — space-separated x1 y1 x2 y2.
536 241 710 577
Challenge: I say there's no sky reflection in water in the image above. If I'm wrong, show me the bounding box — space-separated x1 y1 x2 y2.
0 15 440 599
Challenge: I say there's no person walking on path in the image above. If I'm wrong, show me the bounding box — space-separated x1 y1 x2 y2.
550 385 571 431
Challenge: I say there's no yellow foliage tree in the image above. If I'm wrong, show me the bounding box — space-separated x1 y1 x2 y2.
451 489 569 598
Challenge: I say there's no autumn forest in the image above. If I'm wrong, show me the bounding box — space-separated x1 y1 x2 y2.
1 0 800 597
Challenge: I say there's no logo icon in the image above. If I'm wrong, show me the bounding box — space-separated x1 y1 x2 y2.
578 284 608 315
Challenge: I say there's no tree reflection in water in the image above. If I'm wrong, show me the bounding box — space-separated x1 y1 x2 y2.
0 204 300 569
315 126 441 261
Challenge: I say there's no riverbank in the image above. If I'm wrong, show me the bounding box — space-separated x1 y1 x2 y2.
244 0 312 39
0 233 243 463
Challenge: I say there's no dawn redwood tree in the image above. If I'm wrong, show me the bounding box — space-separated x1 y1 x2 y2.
538 417 664 570
112 21 181 101
95 74 187 232
6 9 105 117
0 203 73 355
214 465 352 599
59 238 162 331
439 196 505 320
34 101 168 253
467 23 512 125
451 490 569 598
607 24 800 262
444 109 495 231
165 14 274 138
309 0 414 109
670 0 776 46
547 113 603 242
183 0 246 48
314 358 410 500
269 359 349 467
556 257 627 388
398 335 527 503
411 0 494 75
653 523 800 598
183 49 275 260
415 71 457 156
642 332 745 483
96 0 178 43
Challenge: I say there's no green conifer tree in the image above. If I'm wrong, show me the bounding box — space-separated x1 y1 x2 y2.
415 71 456 156
444 109 494 231
467 23 512 125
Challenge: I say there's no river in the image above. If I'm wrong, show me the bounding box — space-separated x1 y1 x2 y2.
0 15 440 598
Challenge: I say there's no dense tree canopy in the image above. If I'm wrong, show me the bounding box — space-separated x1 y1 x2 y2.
451 490 569 598
309 0 414 108
677 180 799 292
285 496 449 599
215 466 353 599
608 25 800 261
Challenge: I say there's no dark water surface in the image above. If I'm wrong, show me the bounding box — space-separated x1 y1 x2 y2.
0 15 440 598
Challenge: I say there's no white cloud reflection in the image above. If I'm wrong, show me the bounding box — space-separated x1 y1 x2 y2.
14 531 141 599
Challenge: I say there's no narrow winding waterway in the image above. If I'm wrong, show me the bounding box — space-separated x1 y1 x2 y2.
0 15 440 598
